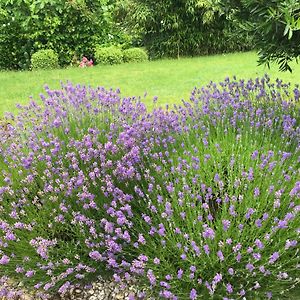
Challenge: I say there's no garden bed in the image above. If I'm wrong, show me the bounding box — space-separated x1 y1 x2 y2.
0 76 299 299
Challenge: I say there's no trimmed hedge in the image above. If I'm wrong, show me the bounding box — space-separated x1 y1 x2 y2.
123 48 148 63
94 45 123 65
31 49 59 70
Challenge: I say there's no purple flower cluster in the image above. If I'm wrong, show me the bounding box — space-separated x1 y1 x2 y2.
0 76 299 299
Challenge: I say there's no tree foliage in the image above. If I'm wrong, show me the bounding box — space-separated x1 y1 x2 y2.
221 0 300 72
0 0 116 69
114 0 253 58
2 0 297 71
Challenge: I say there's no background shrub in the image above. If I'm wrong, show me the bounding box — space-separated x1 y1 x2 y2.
94 45 123 65
114 0 254 59
123 48 148 63
31 49 59 70
0 0 119 69
0 0 255 70
1 0 298 71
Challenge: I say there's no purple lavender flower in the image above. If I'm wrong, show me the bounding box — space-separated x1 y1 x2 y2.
285 240 297 249
254 187 260 197
251 150 259 160
245 208 255 219
89 251 102 261
266 292 272 299
25 270 35 278
226 283 233 294
0 255 10 265
154 257 160 264
246 263 254 272
213 273 222 284
190 289 197 300
222 219 231 231
217 250 224 261
228 268 234 275
177 269 183 279
58 281 71 294
147 269 156 286
269 252 280 264
203 244 210 255
202 226 215 240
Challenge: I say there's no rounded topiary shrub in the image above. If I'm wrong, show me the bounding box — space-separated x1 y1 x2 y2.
94 45 123 65
123 48 148 63
31 49 59 70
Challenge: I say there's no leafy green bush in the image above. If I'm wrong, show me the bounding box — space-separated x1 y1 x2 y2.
115 0 254 59
0 1 118 70
221 0 300 71
94 45 123 65
31 50 59 70
123 48 148 62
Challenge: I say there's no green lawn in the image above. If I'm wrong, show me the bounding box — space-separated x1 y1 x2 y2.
1 51 300 117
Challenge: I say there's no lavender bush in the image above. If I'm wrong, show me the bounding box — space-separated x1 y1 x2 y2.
110 76 300 299
0 82 181 298
0 76 299 299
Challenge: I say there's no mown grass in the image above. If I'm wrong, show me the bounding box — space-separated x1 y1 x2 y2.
1 51 300 117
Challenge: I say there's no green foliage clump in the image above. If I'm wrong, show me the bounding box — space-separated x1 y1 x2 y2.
31 50 59 70
123 48 148 62
115 0 253 59
94 45 123 65
0 0 117 70
221 0 300 72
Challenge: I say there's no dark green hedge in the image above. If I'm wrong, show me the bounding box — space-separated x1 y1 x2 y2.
114 0 254 59
0 1 115 70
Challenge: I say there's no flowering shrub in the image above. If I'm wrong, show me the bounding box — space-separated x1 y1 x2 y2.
0 76 299 299
0 83 177 298
79 56 94 68
112 76 300 299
